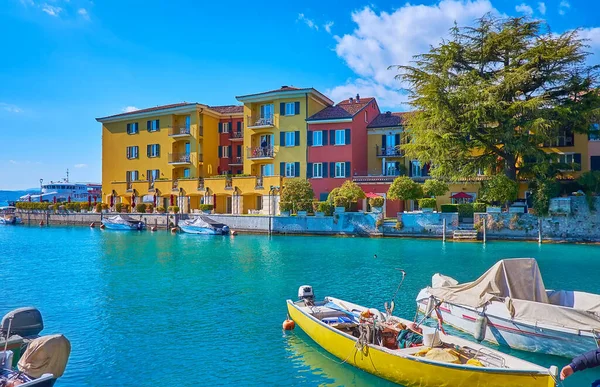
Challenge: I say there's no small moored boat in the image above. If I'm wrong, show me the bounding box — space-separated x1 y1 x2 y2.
416 258 600 358
0 207 21 225
101 215 145 230
179 216 230 235
287 286 557 387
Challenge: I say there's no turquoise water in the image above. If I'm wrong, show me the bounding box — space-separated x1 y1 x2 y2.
1 226 600 386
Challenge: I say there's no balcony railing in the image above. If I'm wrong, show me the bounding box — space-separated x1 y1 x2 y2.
230 131 243 140
230 156 243 165
168 153 191 164
169 126 191 137
376 145 404 157
247 114 274 128
247 146 274 159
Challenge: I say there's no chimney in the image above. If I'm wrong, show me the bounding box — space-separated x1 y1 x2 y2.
356 93 360 102
349 97 354 104
281 85 288 89
386 111 391 116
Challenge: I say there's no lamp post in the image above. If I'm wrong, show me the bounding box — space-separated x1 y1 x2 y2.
268 185 280 235
39 179 43 202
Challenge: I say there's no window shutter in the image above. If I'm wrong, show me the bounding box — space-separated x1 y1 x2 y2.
280 103 285 115
228 146 232 158
280 132 285 146
157 144 160 157
156 120 159 131
295 131 300 146
395 134 400 147
322 130 328 146
237 121 241 131
322 162 328 178
237 145 241 156
307 131 313 146
295 162 300 177
330 130 335 145
423 163 430 177
382 135 386 148
408 162 413 177
127 123 131 134
345 162 351 177
280 162 285 176
147 145 151 157
294 101 300 115
330 163 335 178
218 123 222 133
147 121 151 131
574 153 582 170
218 147 222 158
126 147 130 159
307 163 313 178
345 129 351 145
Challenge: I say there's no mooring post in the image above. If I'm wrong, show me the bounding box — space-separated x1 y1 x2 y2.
442 218 446 242
538 217 542 244
483 217 487 243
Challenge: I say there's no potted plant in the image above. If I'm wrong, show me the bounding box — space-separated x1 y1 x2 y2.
333 196 348 213
101 203 109 213
145 204 154 213
199 204 213 214
95 203 103 213
369 196 385 213
156 206 166 214
136 203 147 213
418 198 436 213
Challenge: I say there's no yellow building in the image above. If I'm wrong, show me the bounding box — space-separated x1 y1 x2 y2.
236 86 333 178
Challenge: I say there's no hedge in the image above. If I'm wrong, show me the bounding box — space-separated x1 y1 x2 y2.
317 201 334 216
199 204 214 211
369 197 385 208
457 203 474 218
418 198 436 209
473 202 487 213
440 204 458 213
135 203 147 213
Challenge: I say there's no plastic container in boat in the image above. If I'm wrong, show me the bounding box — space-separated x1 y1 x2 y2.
422 327 442 347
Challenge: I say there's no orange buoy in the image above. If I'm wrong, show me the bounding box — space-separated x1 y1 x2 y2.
171 227 179 234
90 222 95 228
39 220 44 226
231 230 237 236
151 226 157 232
100 224 106 229
282 319 295 331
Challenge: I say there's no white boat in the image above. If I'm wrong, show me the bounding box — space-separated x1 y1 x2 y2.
179 216 230 235
416 258 600 358
19 172 101 204
0 207 21 225
101 215 145 230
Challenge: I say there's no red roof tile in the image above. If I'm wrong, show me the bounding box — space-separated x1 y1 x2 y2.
367 111 411 128
336 97 375 116
209 105 243 114
307 97 375 121
97 102 197 120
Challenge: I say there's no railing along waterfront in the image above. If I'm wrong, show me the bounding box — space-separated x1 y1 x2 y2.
247 114 274 128
247 146 274 159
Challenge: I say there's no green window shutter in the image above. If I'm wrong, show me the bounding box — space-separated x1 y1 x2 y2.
147 145 151 157
322 162 328 178
126 123 131 134
345 129 351 145
228 146 232 158
218 123 222 133
295 162 300 177
147 121 151 131
156 120 159 131
280 132 285 146
330 163 335 177
329 130 335 145
574 153 582 171
294 101 300 115
280 162 285 176
307 131 313 146
157 144 160 157
322 130 328 145
218 147 222 158
295 131 300 146
126 147 130 159
345 162 351 177
307 163 313 178
237 121 241 131
280 103 285 115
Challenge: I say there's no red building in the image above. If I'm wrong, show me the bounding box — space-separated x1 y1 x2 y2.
306 95 380 200
210 105 244 175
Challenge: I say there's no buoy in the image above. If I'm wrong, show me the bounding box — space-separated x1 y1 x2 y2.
90 222 95 228
282 319 295 331
100 224 105 229
473 313 488 342
151 226 157 232
171 227 179 234
231 230 237 236
39 220 44 226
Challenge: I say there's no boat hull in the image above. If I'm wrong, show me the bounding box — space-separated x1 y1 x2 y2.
416 295 597 358
101 222 144 230
179 225 226 235
287 301 554 387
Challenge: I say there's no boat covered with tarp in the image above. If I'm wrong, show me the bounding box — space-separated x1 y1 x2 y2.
287 287 557 387
416 258 600 358
101 214 145 230
0 207 21 225
179 216 230 235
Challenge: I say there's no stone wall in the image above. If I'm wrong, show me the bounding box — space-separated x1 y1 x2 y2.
18 211 177 229
395 212 459 234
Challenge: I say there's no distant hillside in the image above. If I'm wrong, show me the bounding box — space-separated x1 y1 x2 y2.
0 189 37 204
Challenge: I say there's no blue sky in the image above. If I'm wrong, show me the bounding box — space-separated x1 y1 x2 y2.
1 0 598 189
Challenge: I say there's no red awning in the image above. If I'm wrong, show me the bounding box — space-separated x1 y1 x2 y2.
365 192 382 199
450 192 473 199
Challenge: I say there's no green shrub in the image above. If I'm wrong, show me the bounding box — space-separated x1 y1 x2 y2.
65 202 80 212
145 204 154 213
136 203 147 213
333 196 348 208
317 201 334 216
440 204 458 213
168 206 180 213
473 202 487 213
199 204 214 211
375 218 384 228
418 198 436 209
457 203 474 218
395 221 404 230
115 203 123 212
95 203 103 212
80 203 91 211
369 196 385 208
156 206 166 213
102 203 109 210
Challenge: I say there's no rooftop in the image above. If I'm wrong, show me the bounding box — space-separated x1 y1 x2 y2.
96 103 197 121
367 111 410 128
307 95 375 121
208 105 243 115
236 85 333 106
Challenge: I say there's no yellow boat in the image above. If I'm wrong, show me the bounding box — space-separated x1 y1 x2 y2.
287 289 558 387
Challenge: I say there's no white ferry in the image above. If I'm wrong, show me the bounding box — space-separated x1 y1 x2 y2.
19 171 101 203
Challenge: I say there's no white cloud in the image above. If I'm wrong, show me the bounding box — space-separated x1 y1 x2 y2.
41 4 62 17
298 13 318 30
0 103 23 113
538 2 546 15
559 0 570 15
77 8 89 20
9 160 17 165
331 0 497 109
122 106 139 113
324 21 334 34
74 163 88 168
19 0 34 6
515 3 533 16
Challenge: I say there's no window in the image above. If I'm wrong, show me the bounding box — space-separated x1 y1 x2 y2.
147 144 160 158
285 102 295 116
126 146 139 159
183 168 190 178
221 146 230 158
411 160 422 177
222 122 230 133
127 122 139 135
185 116 191 129
260 104 273 118
256 196 263 210
385 162 397 176
335 130 345 145
285 162 296 177
335 162 346 178
285 132 296 146
261 164 274 177
313 131 322 146
590 123 600 141
147 119 160 132
313 163 323 178
126 170 139 182
544 128 574 147
148 169 160 181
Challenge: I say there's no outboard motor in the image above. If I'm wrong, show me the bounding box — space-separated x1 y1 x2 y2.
298 285 315 304
1 307 43 338
222 225 230 234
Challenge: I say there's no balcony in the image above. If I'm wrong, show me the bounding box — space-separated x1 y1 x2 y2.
247 146 274 160
230 156 243 166
247 114 274 129
376 145 404 157
230 131 243 141
169 126 191 137
169 152 191 165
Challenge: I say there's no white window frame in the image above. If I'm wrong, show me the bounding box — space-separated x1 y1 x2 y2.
554 152 575 170
313 163 323 178
313 131 322 146
285 102 295 116
285 132 295 147
148 144 160 158
127 146 139 159
260 104 273 118
334 162 345 178
335 130 345 145
150 169 160 181
127 122 139 135
411 160 422 177
261 164 274 177
150 119 159 132
221 146 230 158
126 170 139 182
285 162 296 178
222 122 230 133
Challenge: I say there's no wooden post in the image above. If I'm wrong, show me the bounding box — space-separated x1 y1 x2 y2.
442 218 446 242
483 217 487 243
538 217 542 244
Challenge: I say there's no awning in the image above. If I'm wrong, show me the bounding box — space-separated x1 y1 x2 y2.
365 192 382 199
450 192 473 199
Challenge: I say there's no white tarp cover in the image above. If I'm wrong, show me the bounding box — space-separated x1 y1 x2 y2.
18 334 71 378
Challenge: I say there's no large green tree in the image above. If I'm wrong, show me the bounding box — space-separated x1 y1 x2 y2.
395 15 600 181
280 179 314 213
